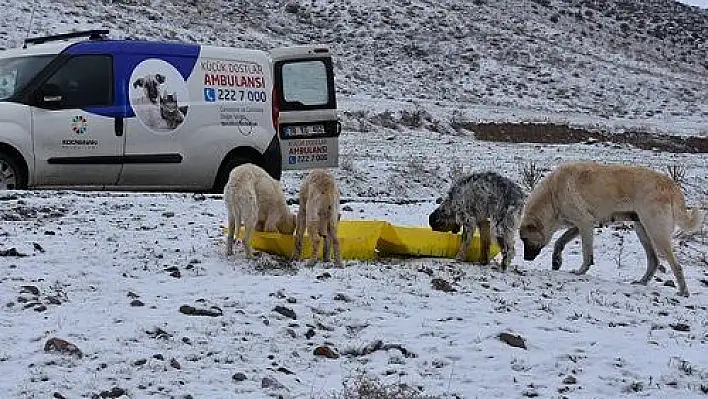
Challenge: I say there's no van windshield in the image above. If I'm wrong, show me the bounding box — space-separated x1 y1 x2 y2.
0 55 53 101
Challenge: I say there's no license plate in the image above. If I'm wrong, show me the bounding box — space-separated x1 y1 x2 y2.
283 124 324 137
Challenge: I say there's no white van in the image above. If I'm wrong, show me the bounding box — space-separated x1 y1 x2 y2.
0 30 339 192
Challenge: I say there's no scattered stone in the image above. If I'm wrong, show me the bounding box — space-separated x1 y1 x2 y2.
44 231 56 235
45 296 62 305
93 387 127 398
133 359 147 366
316 272 332 280
431 278 456 293
179 305 222 317
127 292 140 299
53 393 67 399
286 328 297 338
305 328 316 340
522 388 539 397
562 375 577 384
333 293 352 302
0 248 27 257
33 242 45 253
153 354 164 361
170 358 181 369
145 327 172 340
232 372 247 382
261 376 285 389
342 205 353 212
341 340 416 358
663 280 676 288
499 332 527 349
20 285 40 296
162 211 175 218
417 266 434 276
130 299 145 307
313 345 339 359
44 337 83 358
277 367 294 375
670 323 690 332
33 304 47 312
273 305 297 320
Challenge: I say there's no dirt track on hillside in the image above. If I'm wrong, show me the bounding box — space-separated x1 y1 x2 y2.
462 123 708 153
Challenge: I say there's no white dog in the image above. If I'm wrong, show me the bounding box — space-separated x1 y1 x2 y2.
293 169 342 266
224 163 296 259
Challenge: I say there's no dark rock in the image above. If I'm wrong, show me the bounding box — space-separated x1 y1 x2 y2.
152 354 164 361
96 387 127 398
0 248 27 257
162 211 175 218
499 332 527 349
145 327 172 340
342 205 353 212
133 358 147 366
127 291 140 299
45 296 62 305
273 305 297 319
562 375 577 384
286 297 297 304
232 372 247 382
130 300 145 307
333 293 352 302
170 358 181 369
431 278 456 293
277 367 294 375
313 345 339 359
33 304 47 312
261 376 285 389
305 328 316 339
670 323 690 332
53 393 67 399
33 242 45 253
316 272 332 280
179 305 223 317
44 231 56 235
20 285 40 296
663 280 676 288
44 337 83 358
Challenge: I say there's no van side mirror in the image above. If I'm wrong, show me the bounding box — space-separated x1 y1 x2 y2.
37 84 63 107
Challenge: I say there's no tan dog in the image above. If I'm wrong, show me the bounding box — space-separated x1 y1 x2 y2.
224 163 296 259
293 169 342 266
519 161 704 297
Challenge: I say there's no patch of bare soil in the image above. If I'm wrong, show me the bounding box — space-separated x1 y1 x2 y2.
462 123 708 153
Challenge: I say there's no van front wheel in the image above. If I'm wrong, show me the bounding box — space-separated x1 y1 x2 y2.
0 152 27 190
212 156 251 194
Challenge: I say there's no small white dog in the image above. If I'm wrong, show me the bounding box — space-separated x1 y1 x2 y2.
293 169 342 266
224 163 296 258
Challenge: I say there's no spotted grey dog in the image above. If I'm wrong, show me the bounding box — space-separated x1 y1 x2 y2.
429 171 525 269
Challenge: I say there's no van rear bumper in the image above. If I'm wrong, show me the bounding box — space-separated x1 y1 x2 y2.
263 134 282 180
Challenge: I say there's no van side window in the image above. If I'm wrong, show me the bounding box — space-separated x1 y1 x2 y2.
282 60 329 106
42 55 113 108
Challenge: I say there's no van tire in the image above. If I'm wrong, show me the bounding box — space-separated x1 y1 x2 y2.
0 152 27 190
212 156 251 194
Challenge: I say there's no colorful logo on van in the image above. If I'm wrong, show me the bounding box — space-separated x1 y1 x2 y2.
129 59 190 135
71 115 88 134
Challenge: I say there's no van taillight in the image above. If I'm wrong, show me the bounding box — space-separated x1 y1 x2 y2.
272 87 280 131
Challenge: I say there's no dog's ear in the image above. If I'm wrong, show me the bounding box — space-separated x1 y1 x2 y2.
155 74 166 84
133 78 145 88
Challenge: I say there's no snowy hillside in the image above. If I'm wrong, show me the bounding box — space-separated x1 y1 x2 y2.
1 0 707 135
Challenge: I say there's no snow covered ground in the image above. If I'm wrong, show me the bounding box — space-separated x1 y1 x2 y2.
1 121 707 398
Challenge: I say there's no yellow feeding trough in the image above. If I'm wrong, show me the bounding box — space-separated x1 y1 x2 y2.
228 220 500 262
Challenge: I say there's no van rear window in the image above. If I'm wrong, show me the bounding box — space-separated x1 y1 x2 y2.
281 60 329 106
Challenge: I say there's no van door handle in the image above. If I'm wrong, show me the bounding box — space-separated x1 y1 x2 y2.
115 117 124 136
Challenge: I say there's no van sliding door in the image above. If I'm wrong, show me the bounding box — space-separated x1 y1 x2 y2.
273 48 339 170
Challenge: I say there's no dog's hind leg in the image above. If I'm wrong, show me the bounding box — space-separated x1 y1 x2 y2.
478 219 492 265
552 227 579 271
329 221 343 267
633 221 661 286
639 216 689 296
573 223 595 275
226 202 237 256
293 207 307 261
306 220 321 267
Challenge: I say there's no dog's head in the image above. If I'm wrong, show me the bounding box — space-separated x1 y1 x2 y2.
133 74 166 104
519 219 548 260
428 198 460 234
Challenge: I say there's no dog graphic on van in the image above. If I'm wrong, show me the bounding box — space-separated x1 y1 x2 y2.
131 73 187 131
